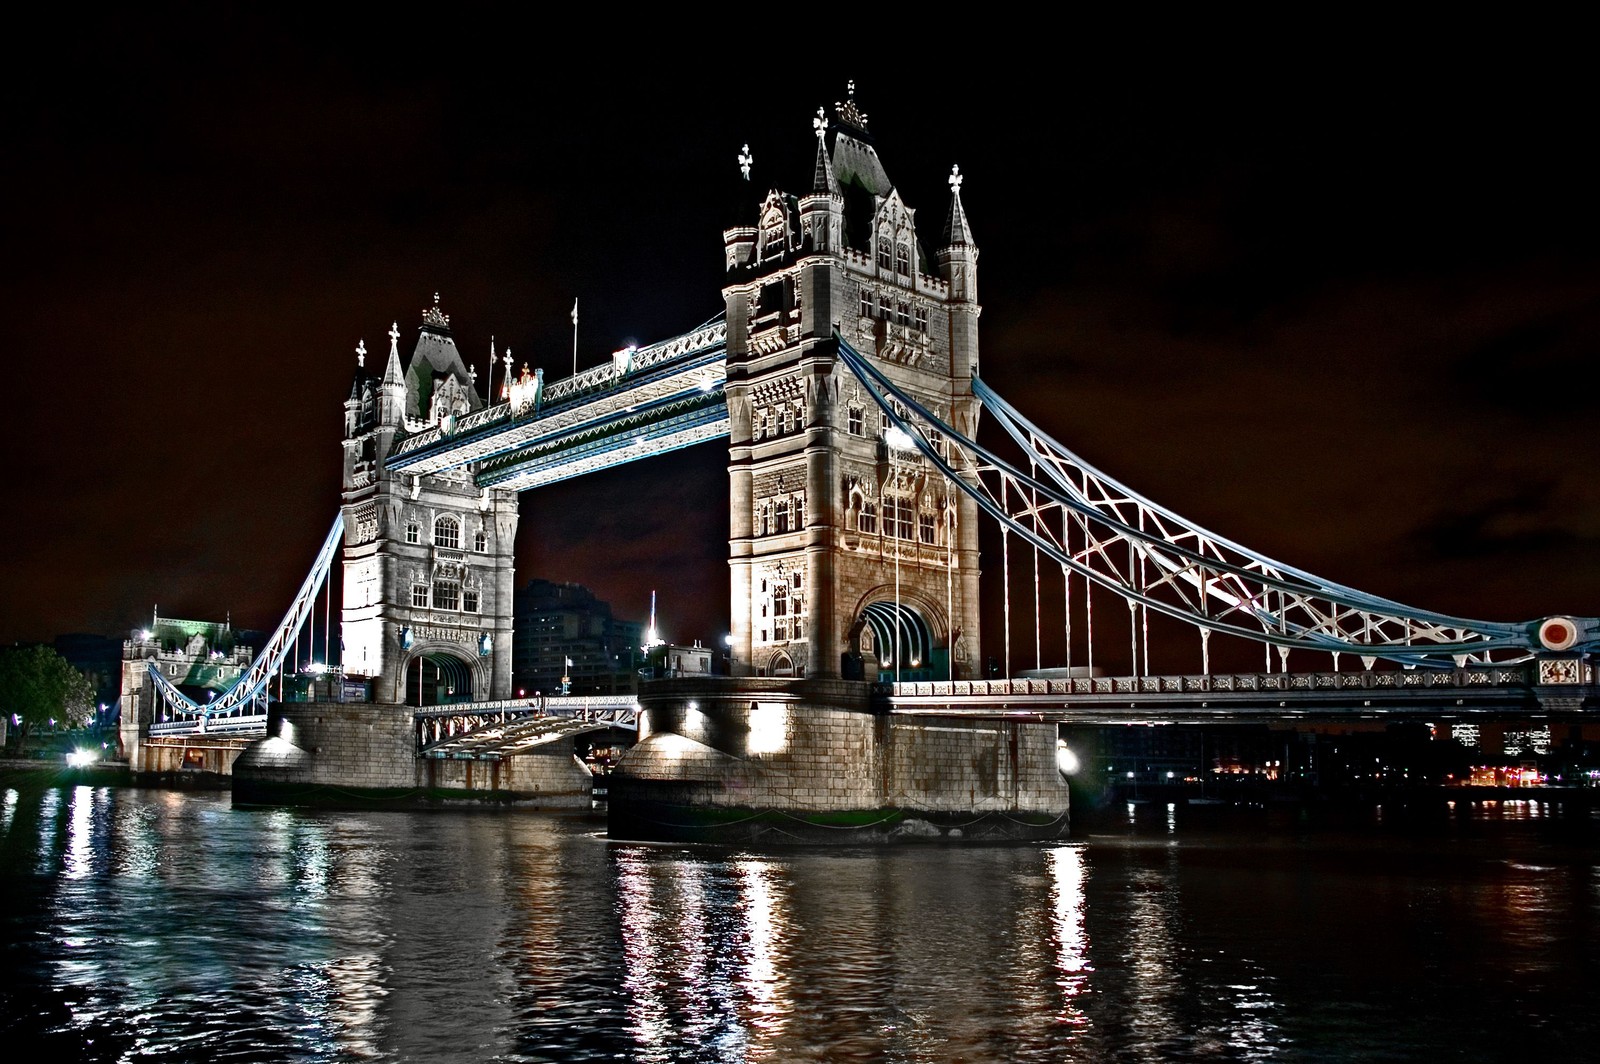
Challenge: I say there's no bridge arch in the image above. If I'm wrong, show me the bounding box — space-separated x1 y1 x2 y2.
846 588 947 683
398 642 484 707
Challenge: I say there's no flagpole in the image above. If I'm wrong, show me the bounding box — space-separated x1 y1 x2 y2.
571 298 578 376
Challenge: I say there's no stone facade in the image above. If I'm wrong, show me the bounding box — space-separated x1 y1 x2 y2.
233 702 593 807
724 91 983 683
609 678 1070 843
340 304 518 704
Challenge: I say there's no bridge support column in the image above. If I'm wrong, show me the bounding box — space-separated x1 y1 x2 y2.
608 678 1070 844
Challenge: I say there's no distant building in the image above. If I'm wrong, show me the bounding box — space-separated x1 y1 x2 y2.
512 580 644 695
660 641 714 678
118 613 259 755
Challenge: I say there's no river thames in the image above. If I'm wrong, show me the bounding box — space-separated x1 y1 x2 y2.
2 781 1596 1062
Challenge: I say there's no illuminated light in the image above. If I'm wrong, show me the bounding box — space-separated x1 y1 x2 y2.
1055 741 1080 775
66 750 96 768
747 702 789 756
883 425 917 453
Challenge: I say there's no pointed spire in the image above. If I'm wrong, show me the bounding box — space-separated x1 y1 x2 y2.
384 322 404 381
811 107 837 194
943 164 974 247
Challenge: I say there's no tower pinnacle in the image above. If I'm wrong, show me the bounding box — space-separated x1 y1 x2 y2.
943 164 974 247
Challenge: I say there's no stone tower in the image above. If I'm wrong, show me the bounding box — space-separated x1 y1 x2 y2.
339 299 519 704
724 90 983 682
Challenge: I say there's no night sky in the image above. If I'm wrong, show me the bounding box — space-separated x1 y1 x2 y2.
7 15 1597 673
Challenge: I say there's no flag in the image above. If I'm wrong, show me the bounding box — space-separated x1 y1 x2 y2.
564 656 573 668
571 298 578 326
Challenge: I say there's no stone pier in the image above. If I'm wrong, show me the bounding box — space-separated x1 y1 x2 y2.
232 701 593 808
607 678 1070 844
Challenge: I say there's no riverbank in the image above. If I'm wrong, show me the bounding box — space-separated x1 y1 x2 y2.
0 757 230 791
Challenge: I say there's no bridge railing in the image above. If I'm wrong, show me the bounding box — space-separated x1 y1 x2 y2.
149 713 269 737
414 695 639 751
882 664 1541 700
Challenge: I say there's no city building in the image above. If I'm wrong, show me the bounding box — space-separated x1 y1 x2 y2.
512 579 644 696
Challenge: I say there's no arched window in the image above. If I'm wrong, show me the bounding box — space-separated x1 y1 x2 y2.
434 515 460 550
859 500 877 535
895 242 911 275
877 240 892 270
473 529 488 553
405 523 420 545
463 588 480 613
433 581 460 611
847 406 864 436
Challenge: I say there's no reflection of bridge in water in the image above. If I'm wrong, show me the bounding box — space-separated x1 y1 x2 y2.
120 86 1597 837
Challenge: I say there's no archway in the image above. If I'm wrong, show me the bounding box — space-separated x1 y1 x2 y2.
402 647 479 707
854 600 935 683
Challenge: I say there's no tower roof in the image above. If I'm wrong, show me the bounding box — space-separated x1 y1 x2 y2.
943 165 975 247
404 295 482 423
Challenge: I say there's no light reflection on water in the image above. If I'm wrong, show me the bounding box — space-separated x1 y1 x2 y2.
1 784 1597 1062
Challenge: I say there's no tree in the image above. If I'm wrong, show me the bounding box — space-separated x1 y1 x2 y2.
0 644 96 749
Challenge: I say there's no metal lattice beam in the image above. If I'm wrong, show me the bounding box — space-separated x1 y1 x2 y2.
835 333 1596 668
146 514 344 718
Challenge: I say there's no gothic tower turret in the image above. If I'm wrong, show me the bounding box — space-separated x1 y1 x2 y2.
340 298 519 704
725 86 984 682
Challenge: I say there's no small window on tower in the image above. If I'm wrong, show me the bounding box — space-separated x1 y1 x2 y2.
406 523 420 545
914 305 929 333
474 530 488 553
877 241 892 270
463 588 479 613
860 289 873 317
412 584 429 608
847 406 864 436
434 516 460 550
895 242 911 275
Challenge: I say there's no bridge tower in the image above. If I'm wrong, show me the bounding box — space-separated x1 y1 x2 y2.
339 299 518 704
725 90 983 681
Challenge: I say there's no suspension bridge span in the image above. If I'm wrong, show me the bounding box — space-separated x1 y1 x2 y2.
119 87 1596 840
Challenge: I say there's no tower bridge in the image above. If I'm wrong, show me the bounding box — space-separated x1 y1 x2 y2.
123 87 1598 840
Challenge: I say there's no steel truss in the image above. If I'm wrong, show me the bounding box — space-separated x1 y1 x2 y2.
835 334 1594 669
147 515 344 721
